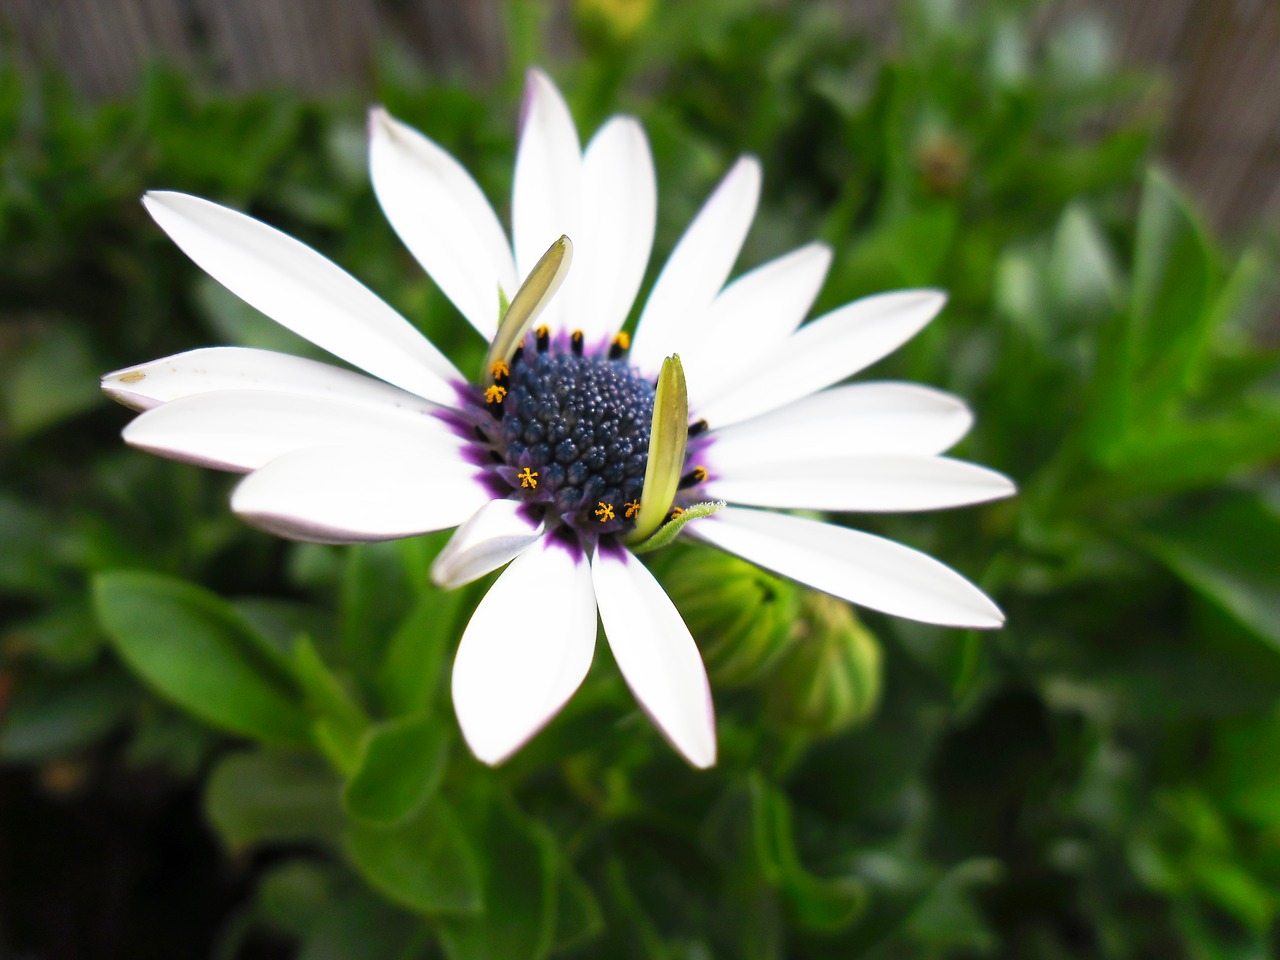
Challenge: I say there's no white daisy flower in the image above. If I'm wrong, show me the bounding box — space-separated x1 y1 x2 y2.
102 69 1013 770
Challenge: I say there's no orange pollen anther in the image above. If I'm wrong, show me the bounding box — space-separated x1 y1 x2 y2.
490 360 510 379
517 467 539 488
692 465 708 483
595 502 616 522
484 384 507 404
624 500 641 519
612 332 630 350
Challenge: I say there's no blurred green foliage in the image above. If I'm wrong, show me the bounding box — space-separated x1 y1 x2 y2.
3 0 1279 957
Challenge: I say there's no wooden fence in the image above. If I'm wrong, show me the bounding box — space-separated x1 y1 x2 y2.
4 0 1279 232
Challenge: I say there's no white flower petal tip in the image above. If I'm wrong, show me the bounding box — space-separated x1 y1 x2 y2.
452 538 597 766
368 106 516 340
630 154 763 375
513 68 581 332
593 548 717 769
692 507 1006 631
693 287 951 428
229 445 489 544
141 191 460 405
100 347 441 416
431 500 546 589
705 456 1017 513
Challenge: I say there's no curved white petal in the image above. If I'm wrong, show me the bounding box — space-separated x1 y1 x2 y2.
122 389 464 473
693 289 947 428
566 116 657 345
369 108 518 340
101 347 440 415
512 69 582 332
143 192 460 404
690 507 1004 629
452 537 597 765
683 242 831 408
230 445 488 543
630 156 762 376
703 382 973 471
704 456 1016 513
431 499 546 589
592 548 716 769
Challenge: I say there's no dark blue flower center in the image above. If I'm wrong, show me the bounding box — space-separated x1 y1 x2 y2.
476 343 655 538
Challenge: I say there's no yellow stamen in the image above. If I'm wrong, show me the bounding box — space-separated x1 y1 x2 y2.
668 506 685 521
517 467 538 489
535 325 550 340
490 360 510 379
595 502 616 522
612 331 630 350
691 465 707 483
571 330 584 343
624 500 641 519
484 384 507 404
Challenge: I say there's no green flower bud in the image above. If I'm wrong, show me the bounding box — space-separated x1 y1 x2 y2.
662 548 801 688
766 594 882 738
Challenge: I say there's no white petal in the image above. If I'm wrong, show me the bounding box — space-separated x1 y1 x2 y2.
431 499 546 589
101 347 440 415
452 537 597 765
703 382 973 471
230 445 488 543
693 289 947 428
630 156 762 377
122 389 465 473
565 116 657 345
592 548 716 769
690 507 1005 629
512 69 582 332
369 108 517 340
704 456 1016 512
682 242 831 408
142 192 460 405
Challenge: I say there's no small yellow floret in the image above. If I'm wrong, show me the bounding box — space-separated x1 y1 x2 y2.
517 467 539 489
490 360 510 379
595 502 616 522
484 384 507 404
624 500 641 519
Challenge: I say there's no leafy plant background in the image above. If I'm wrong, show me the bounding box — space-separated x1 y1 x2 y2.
2 0 1279 957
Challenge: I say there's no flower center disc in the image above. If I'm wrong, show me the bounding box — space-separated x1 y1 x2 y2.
474 342 655 542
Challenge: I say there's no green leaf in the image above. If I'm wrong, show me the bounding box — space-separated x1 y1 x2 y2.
0 669 135 761
437 789 558 960
376 587 467 718
550 858 605 953
343 714 449 825
749 773 868 933
293 634 369 775
1134 492 1280 651
1048 203 1120 318
94 571 308 744
1129 168 1215 400
2 323 103 436
1100 397 1280 491
205 749 345 851
344 797 483 917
